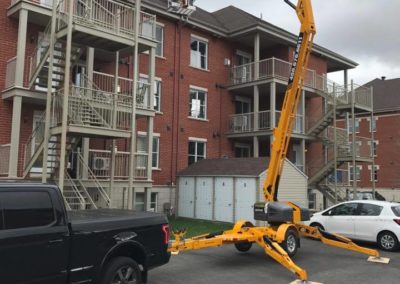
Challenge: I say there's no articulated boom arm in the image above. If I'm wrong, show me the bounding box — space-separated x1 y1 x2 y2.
263 0 316 202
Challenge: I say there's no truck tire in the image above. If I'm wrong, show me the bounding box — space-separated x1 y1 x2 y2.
101 256 142 284
234 241 253 252
282 228 299 257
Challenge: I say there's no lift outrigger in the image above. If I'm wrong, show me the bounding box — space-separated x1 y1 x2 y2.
169 0 389 282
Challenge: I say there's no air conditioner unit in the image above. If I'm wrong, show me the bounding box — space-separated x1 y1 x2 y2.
168 0 196 16
92 157 110 171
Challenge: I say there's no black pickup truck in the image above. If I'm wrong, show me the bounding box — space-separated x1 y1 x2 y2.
0 182 170 284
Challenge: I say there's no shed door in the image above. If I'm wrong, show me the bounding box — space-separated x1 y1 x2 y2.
215 178 234 223
235 178 256 223
178 177 195 218
195 177 213 220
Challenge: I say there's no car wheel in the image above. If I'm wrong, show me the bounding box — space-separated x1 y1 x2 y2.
234 241 253 252
282 228 299 257
378 232 399 252
102 256 141 284
310 223 325 232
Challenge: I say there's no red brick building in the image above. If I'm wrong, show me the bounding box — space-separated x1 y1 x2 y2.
0 0 372 211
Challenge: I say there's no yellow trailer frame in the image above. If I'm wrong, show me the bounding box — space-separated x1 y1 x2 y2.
169 0 388 282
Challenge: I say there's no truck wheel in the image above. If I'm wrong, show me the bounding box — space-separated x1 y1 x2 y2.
102 257 141 284
282 228 299 257
234 241 253 252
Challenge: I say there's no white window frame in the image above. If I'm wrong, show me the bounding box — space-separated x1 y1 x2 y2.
155 23 164 57
137 132 160 170
190 35 208 70
368 165 380 182
188 138 207 165
150 192 158 212
368 140 379 157
189 87 207 120
367 117 378 132
348 165 362 182
347 115 360 134
139 74 162 112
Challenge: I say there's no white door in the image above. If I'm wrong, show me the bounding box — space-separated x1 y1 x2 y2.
195 177 213 220
354 203 384 242
323 202 358 238
178 177 195 218
235 178 256 223
215 178 234 223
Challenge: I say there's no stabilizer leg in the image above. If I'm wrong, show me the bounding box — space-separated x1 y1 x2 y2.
296 224 390 264
255 236 308 282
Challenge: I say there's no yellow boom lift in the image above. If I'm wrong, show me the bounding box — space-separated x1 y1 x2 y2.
169 0 389 282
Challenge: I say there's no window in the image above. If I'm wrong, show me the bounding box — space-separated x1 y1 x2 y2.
155 25 164 57
370 117 377 132
0 206 4 230
369 165 379 182
137 135 160 169
152 137 160 169
392 205 400 217
150 193 158 212
0 192 55 230
190 36 208 69
188 140 206 165
359 204 383 216
135 193 145 211
308 191 316 210
154 80 162 112
331 203 358 216
349 165 362 182
347 117 360 133
138 76 162 111
370 140 378 157
189 88 207 119
235 144 251 158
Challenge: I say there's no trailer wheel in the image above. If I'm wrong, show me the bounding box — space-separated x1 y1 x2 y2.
282 228 299 257
234 241 253 252
101 256 141 284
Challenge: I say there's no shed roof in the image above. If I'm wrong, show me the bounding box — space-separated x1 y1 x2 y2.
177 158 270 177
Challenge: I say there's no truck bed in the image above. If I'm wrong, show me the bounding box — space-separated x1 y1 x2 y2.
68 209 168 230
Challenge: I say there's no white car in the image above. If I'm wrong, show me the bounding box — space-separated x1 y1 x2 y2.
309 200 400 251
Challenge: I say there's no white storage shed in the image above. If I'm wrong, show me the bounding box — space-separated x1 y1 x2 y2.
176 158 308 224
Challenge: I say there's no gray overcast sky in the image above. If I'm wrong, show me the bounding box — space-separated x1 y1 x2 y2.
196 0 400 85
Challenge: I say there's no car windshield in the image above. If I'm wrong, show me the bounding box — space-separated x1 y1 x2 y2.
391 205 400 217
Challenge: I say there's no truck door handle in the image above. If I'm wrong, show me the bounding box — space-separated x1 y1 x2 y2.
48 239 63 245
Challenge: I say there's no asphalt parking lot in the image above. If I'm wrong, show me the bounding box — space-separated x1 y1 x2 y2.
149 238 400 284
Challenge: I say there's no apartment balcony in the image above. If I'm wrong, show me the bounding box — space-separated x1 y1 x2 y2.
87 149 150 180
8 0 157 51
229 57 373 112
227 110 304 138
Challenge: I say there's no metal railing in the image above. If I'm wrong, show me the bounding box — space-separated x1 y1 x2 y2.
86 149 149 180
64 170 86 210
229 113 254 133
5 57 17 89
230 58 373 110
29 20 52 84
0 144 11 176
92 71 152 110
228 110 303 134
76 151 111 207
23 112 46 171
56 0 156 41
51 85 136 130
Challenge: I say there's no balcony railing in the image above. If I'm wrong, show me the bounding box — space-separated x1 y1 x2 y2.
228 111 304 134
55 0 156 41
0 144 11 176
230 57 373 110
87 149 149 180
92 71 152 110
5 57 17 89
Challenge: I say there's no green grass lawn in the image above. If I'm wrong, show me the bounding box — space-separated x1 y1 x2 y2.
167 217 233 239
